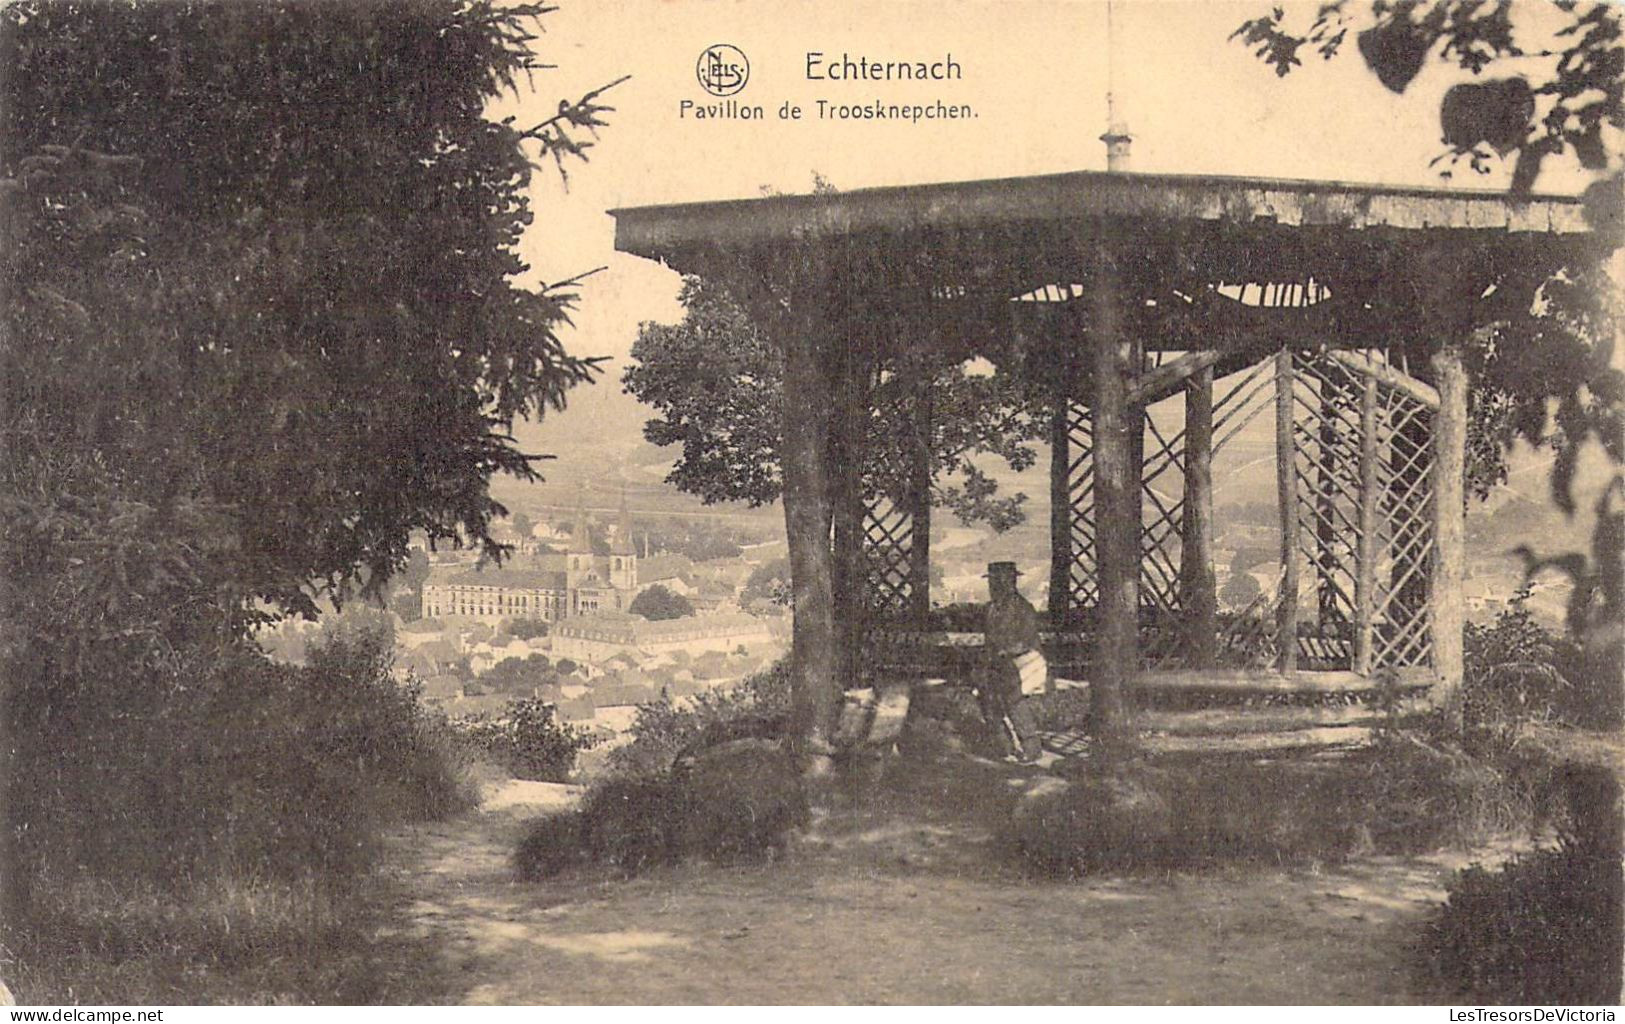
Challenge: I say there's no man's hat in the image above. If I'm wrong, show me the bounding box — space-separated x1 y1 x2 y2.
982 561 1023 578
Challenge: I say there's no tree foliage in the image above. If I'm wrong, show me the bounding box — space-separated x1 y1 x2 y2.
509 511 534 541
629 584 695 620
1232 1 1622 200
742 557 794 607
0 0 618 917
480 653 556 693
624 276 784 506
1233 0 1622 661
624 275 1045 531
2 0 620 617
503 617 551 641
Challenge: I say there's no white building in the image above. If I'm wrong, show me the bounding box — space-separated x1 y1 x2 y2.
551 611 778 665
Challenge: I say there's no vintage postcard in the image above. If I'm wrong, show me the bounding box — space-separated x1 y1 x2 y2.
2 0 1620 1008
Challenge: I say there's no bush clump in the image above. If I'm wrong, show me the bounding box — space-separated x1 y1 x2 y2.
10 620 477 896
455 696 596 782
1422 765 1622 1004
514 776 689 880
675 739 808 861
516 737 806 881
1008 765 1174 875
4 614 478 1002
1462 590 1621 739
1007 740 1534 876
605 661 791 778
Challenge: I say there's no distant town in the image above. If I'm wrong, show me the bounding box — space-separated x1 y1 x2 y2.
256 489 791 759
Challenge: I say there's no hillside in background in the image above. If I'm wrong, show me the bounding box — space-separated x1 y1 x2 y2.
497 369 780 530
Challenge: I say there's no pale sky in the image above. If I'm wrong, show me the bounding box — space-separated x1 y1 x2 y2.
493 0 1613 444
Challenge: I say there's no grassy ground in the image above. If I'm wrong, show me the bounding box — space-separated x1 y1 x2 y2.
1 760 511 1005
15 731 1611 1005
379 756 1525 1004
4 874 456 1004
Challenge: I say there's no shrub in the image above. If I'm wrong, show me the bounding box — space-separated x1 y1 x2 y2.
1422 767 1623 1004
514 660 811 881
516 755 809 881
514 811 587 881
516 733 807 880
1008 765 1174 876
675 740 807 862
456 696 595 782
1350 736 1533 853
1462 592 1575 754
4 615 480 1004
1007 742 1533 876
516 776 685 880
578 776 689 874
8 622 477 900
605 660 791 778
302 624 481 826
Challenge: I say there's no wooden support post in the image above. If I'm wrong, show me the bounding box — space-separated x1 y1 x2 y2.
1127 349 1222 407
1430 342 1469 726
1089 257 1137 742
1354 373 1379 676
908 381 933 626
729 250 841 761
1315 372 1343 632
1129 399 1146 622
1275 350 1299 671
1181 363 1217 667
831 344 866 687
1049 395 1072 625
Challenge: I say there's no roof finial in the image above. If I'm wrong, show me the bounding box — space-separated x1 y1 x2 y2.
1102 0 1133 172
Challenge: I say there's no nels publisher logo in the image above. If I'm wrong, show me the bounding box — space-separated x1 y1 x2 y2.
696 44 749 96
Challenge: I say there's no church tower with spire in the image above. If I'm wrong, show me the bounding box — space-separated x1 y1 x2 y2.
609 487 638 594
565 487 593 591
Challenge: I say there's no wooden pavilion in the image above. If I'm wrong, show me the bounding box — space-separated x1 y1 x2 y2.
611 170 1600 751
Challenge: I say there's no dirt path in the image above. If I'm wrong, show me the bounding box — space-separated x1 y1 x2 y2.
375 770 1491 1004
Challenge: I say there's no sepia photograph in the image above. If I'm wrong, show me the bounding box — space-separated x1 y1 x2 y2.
1 0 1621 1007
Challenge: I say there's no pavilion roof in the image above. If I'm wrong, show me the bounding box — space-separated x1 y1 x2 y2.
612 169 1592 270
612 169 1607 366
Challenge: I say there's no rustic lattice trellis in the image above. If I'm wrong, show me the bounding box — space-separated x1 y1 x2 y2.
1062 354 1281 666
1286 350 1436 671
1206 359 1282 665
1060 353 1280 662
1140 410 1186 615
1290 352 1364 668
1063 397 1196 621
1053 347 1436 673
862 494 916 618
858 374 930 623
1065 401 1098 609
1371 373 1436 669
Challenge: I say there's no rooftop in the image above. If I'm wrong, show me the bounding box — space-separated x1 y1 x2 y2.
614 168 1591 259
555 611 772 643
430 566 569 590
612 170 1600 359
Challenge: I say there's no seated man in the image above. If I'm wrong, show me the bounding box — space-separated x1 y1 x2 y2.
978 561 1047 762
